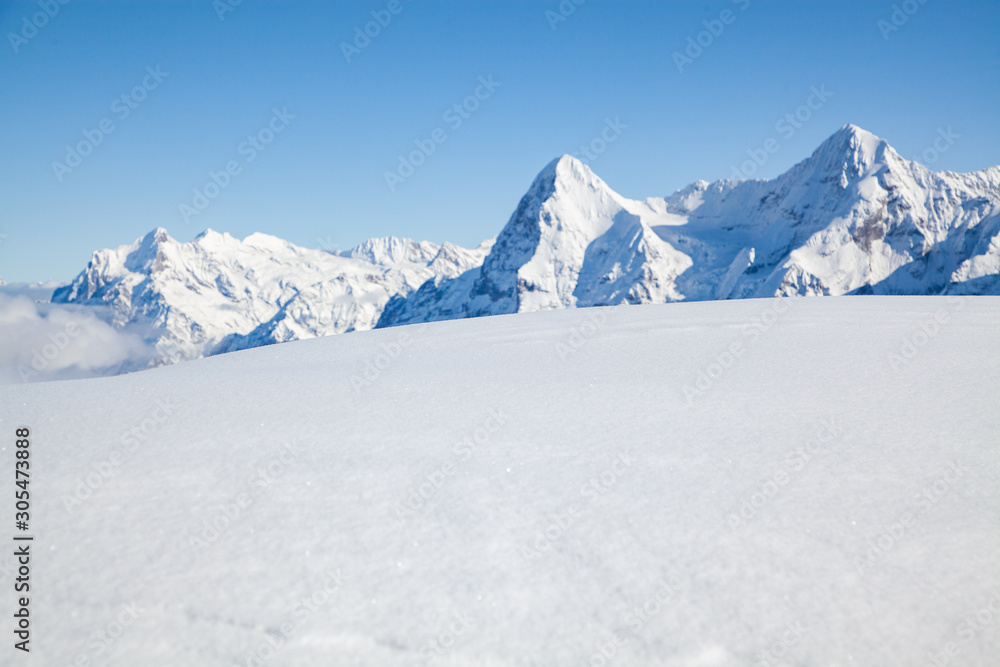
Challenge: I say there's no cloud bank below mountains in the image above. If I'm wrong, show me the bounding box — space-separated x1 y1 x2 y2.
0 292 154 383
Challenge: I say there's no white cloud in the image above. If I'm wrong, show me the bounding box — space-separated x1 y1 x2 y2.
0 294 155 383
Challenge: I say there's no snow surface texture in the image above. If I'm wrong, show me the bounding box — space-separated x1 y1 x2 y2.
41 125 1000 379
1 296 998 666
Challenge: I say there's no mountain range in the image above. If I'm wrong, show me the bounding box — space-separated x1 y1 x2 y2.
50 124 1000 368
50 230 491 367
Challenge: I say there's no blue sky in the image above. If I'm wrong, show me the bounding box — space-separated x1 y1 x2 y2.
1 0 998 283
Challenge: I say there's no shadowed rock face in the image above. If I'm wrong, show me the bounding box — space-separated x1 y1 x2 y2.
853 204 887 253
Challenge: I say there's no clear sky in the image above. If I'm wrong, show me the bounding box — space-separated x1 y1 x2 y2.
1 0 998 282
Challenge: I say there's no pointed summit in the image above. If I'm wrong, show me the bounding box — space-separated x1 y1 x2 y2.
131 227 174 260
126 228 174 273
377 153 692 327
530 154 610 198
140 227 172 246
493 154 626 261
194 228 225 242
538 153 589 179
807 124 892 181
819 124 884 155
833 123 879 141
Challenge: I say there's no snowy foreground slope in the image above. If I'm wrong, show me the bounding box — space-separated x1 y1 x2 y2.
2 297 999 666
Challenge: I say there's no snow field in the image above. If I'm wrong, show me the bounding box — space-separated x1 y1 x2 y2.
0 296 998 666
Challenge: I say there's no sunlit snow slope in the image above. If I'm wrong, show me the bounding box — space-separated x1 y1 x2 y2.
1 296 998 666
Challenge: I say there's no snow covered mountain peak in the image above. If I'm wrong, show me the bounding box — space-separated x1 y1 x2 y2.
122 226 175 274
531 154 626 210
192 228 230 242
541 152 602 184
377 152 693 326
380 124 1000 327
347 236 441 265
53 228 490 367
147 226 171 242
821 123 885 159
800 123 895 186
